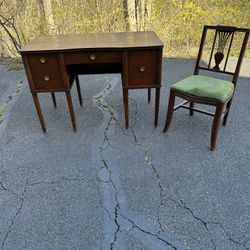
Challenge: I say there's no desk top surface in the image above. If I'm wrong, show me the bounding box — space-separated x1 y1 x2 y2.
21 31 164 53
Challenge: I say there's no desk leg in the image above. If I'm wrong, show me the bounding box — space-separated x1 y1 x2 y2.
123 88 129 129
154 88 160 127
148 88 151 103
76 75 83 106
32 93 46 133
51 92 57 108
66 92 77 132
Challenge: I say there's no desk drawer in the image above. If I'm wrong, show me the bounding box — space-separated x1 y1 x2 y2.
64 51 121 65
127 49 159 87
27 54 64 91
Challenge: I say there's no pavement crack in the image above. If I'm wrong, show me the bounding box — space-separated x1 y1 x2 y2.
166 197 217 250
93 175 113 221
0 80 23 124
27 177 92 187
0 181 19 197
93 76 122 249
0 173 20 197
96 81 166 238
207 221 250 249
110 203 121 250
98 132 121 250
120 214 177 249
1 181 27 250
166 196 249 249
99 133 121 250
129 127 165 234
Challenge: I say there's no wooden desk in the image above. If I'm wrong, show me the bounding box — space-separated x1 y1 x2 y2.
20 31 163 132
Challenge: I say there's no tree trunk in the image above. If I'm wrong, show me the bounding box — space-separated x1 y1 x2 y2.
125 0 152 31
39 0 55 34
124 0 137 31
145 0 152 29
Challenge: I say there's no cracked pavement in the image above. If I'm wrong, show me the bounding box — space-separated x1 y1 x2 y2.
0 58 250 250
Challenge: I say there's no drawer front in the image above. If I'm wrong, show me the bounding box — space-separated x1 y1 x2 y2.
64 51 121 65
127 49 159 87
27 54 64 91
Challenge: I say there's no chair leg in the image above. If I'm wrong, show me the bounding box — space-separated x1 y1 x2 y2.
76 75 83 106
163 90 175 132
51 92 57 108
148 88 151 103
65 91 77 132
211 103 224 151
223 99 232 126
190 102 194 116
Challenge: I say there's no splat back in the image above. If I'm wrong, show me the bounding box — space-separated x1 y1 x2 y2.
194 25 249 85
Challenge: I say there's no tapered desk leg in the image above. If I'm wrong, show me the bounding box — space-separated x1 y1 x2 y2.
32 92 46 133
123 88 129 129
154 87 160 127
51 92 57 108
76 75 83 106
66 92 77 132
148 88 151 103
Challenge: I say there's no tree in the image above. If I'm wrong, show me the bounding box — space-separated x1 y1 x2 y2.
38 0 55 33
124 0 152 31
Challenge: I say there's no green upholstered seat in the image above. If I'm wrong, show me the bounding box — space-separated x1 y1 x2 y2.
171 75 234 101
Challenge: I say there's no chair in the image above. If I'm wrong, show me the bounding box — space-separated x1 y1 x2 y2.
163 25 249 151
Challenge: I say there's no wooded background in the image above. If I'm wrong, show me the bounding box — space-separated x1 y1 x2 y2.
0 0 249 58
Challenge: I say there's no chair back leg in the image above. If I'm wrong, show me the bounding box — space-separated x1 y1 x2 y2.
223 99 233 125
211 103 224 150
189 102 194 116
163 90 175 132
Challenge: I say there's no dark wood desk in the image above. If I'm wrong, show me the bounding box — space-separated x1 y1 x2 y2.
20 31 163 132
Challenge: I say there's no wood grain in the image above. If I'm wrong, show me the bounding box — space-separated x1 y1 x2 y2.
20 31 163 53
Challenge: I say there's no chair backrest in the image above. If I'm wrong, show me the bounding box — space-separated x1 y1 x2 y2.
194 25 249 85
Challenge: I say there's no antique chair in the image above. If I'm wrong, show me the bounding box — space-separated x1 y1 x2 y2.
163 25 249 150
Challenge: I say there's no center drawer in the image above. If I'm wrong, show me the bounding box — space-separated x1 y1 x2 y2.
63 51 122 65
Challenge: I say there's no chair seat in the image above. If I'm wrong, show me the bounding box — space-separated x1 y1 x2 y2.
171 75 234 101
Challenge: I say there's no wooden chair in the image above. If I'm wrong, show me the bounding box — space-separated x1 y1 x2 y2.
163 25 249 151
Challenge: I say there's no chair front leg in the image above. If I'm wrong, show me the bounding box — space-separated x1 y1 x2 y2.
163 90 175 132
211 103 224 151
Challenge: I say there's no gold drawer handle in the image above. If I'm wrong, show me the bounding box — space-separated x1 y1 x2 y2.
140 66 146 72
44 75 50 81
40 57 46 64
90 54 96 61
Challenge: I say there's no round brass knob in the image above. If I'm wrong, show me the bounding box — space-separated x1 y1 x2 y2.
40 57 46 64
140 66 146 72
44 75 50 81
90 54 96 61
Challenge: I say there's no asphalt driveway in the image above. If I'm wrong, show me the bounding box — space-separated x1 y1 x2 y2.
0 58 249 250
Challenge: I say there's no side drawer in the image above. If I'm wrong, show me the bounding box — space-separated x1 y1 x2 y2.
26 54 65 91
64 51 121 65
127 49 160 87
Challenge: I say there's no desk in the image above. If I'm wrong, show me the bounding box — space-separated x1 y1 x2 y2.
20 31 163 132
